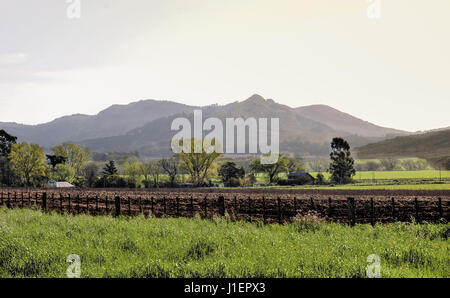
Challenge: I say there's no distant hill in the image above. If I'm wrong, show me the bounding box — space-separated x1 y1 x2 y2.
80 94 408 157
355 129 450 168
1 94 418 157
0 100 198 147
296 104 408 137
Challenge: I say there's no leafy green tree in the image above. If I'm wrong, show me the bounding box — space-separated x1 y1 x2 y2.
328 137 355 184
51 143 91 175
9 143 48 186
0 129 17 186
218 162 245 187
177 139 222 186
121 156 142 188
249 155 289 184
52 164 76 183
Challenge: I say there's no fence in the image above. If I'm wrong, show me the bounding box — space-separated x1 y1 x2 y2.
0 190 449 225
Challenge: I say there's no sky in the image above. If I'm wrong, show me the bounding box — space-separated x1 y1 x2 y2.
0 0 449 132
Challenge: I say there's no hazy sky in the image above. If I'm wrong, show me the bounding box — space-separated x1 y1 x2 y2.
0 0 449 131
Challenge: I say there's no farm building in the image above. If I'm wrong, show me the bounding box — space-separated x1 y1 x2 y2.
48 180 75 188
287 172 315 185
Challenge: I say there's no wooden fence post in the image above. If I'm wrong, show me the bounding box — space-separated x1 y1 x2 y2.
28 192 31 206
128 197 132 216
204 197 207 218
0 192 3 206
234 196 238 219
105 195 108 213
391 198 395 221
328 197 333 217
14 192 17 207
96 196 99 214
176 197 180 217
262 197 266 224
438 197 443 219
60 194 63 212
77 195 81 213
114 196 121 217
218 196 225 217
248 197 251 221
138 197 142 214
68 194 71 213
42 192 47 212
21 192 24 208
347 197 355 227
163 196 167 216
310 197 315 210
293 197 297 215
151 197 154 215
415 198 419 222
370 198 375 227
7 192 11 208
190 196 194 216
277 197 282 224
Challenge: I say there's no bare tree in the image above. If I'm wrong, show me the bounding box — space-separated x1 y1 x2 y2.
160 157 179 187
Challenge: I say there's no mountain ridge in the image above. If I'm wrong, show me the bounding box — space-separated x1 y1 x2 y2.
0 94 429 158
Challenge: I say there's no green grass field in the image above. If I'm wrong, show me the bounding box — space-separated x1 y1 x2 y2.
0 208 448 278
243 183 450 190
310 170 450 181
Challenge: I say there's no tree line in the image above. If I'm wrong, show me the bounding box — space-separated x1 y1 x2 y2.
0 129 358 188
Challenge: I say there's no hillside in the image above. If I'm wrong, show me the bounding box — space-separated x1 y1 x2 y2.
81 95 403 157
296 104 408 137
355 129 450 168
1 94 414 157
0 100 198 147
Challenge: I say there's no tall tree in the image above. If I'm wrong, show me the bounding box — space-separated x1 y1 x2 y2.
160 157 179 187
0 130 17 185
51 143 91 175
101 160 119 187
0 129 17 156
81 163 99 188
9 143 48 186
328 137 356 184
177 139 221 186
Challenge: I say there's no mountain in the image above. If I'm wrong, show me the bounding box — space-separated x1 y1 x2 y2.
355 129 450 168
1 94 417 157
0 100 198 147
295 104 408 137
80 94 409 157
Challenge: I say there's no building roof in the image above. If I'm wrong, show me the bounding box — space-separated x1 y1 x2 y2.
55 181 75 188
288 172 314 178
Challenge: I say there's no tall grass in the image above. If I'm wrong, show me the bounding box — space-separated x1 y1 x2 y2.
0 207 448 278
